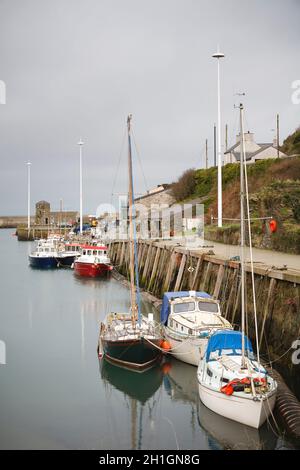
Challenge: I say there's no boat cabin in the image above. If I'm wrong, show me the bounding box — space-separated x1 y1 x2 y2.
64 243 82 253
36 245 57 254
80 245 108 257
161 291 231 339
170 297 220 316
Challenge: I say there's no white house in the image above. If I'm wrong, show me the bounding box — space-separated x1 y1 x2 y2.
224 132 287 165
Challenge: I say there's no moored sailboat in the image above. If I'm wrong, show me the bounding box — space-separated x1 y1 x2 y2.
98 115 162 371
197 103 277 428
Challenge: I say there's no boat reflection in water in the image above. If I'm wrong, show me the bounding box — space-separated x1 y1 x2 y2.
99 357 164 449
163 357 278 450
197 400 279 450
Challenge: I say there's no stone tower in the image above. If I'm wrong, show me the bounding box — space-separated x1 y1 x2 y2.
35 201 50 225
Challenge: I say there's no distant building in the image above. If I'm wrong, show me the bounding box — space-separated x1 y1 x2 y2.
35 201 50 225
134 184 175 209
224 132 287 165
35 200 79 226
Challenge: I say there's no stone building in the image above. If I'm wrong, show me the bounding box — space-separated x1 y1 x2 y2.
134 184 175 209
35 200 78 226
35 201 50 225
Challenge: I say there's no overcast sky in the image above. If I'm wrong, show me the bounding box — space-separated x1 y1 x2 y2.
0 0 299 215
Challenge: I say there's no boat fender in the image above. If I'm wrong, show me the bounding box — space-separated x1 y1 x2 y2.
160 339 171 352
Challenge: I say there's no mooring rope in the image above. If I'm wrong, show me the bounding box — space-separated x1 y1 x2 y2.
144 336 197 355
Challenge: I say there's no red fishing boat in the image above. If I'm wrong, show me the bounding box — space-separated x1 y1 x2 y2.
73 244 113 277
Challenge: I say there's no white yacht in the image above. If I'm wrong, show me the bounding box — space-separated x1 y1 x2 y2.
161 290 232 366
197 330 277 429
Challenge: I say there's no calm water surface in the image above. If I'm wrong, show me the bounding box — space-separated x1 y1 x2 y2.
0 230 296 449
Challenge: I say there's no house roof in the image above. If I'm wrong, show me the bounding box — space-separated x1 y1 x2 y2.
224 142 239 154
226 142 274 161
249 144 273 159
134 184 172 202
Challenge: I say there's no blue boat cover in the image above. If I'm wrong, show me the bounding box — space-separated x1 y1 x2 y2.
160 291 211 325
206 330 253 361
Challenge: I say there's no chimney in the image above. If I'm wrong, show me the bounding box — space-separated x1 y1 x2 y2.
236 132 254 143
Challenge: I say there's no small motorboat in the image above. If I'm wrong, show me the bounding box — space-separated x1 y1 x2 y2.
161 291 232 366
73 244 113 277
55 242 82 268
29 238 61 269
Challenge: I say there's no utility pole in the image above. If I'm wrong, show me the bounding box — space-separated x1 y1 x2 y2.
225 124 228 151
78 138 84 234
277 113 280 158
212 47 225 228
213 124 217 167
205 139 208 169
59 198 63 234
27 162 31 231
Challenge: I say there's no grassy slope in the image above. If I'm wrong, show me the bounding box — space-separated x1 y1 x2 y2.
190 156 300 254
281 127 300 156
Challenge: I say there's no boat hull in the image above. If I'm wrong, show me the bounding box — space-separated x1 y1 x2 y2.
55 255 77 267
29 255 58 269
164 327 207 366
74 261 112 278
101 337 162 371
198 382 277 429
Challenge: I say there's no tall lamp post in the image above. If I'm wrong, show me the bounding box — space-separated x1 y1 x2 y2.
212 48 225 227
27 162 31 231
78 138 84 234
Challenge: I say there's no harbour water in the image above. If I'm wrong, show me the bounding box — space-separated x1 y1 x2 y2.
0 230 296 450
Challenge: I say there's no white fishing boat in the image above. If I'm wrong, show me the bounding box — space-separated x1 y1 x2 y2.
197 103 277 428
161 290 232 366
29 237 63 269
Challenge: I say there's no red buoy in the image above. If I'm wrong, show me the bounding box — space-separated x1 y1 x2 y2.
269 219 277 233
162 362 172 374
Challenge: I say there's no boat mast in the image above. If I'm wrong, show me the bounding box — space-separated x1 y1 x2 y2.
239 103 246 368
127 115 137 326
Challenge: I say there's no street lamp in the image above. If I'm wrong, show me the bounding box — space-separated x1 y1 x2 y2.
78 138 84 234
27 162 31 230
212 48 225 228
